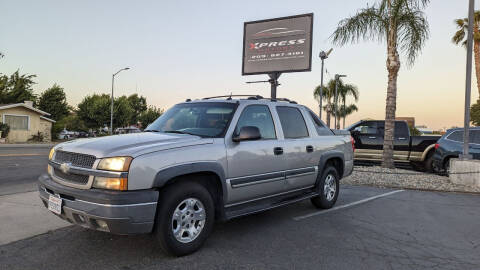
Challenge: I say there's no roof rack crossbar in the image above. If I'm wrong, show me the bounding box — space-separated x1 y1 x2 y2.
202 95 264 100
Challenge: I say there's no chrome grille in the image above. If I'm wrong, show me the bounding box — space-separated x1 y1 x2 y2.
54 150 96 169
53 168 89 185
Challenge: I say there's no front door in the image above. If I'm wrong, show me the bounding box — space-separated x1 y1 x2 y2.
225 104 286 205
351 121 383 161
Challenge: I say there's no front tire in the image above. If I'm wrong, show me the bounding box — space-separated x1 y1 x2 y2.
424 153 434 173
311 165 340 209
154 181 215 256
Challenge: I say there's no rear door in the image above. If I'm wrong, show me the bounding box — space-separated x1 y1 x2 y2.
470 130 480 159
276 106 318 189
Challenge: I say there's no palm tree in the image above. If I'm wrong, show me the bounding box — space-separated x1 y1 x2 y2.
453 11 480 96
336 104 359 129
332 0 429 168
314 84 332 127
337 81 359 129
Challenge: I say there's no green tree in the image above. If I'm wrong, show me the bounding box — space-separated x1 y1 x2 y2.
127 94 147 124
38 84 70 121
114 95 134 128
138 106 163 129
52 114 88 139
453 11 480 96
332 0 430 168
77 94 111 129
77 94 136 130
471 100 480 126
0 70 37 104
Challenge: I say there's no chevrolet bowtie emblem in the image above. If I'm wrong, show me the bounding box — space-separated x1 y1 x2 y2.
60 162 72 174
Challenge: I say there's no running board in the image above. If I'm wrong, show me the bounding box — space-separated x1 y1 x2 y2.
224 190 318 220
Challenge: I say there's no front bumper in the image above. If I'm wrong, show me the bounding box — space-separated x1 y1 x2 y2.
38 174 158 235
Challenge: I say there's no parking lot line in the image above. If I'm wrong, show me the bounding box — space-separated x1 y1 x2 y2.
293 189 404 221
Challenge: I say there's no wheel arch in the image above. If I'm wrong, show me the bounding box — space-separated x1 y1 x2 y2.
421 144 437 161
153 162 227 220
318 151 345 181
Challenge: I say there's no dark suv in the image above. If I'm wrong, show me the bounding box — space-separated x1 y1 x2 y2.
432 127 480 173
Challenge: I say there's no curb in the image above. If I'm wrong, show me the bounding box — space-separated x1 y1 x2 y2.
0 143 56 148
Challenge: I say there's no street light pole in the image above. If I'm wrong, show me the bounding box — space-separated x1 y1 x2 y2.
461 0 474 160
110 67 130 135
319 49 333 120
334 74 346 129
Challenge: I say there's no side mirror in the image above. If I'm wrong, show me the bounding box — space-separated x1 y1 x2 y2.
232 126 261 142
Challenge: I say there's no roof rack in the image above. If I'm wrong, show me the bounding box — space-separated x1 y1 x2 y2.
270 98 298 104
202 95 264 100
196 95 298 104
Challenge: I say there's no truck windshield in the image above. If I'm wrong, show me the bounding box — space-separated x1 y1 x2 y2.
145 102 237 138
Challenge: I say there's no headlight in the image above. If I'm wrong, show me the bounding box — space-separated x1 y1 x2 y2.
48 148 55 160
93 177 128 191
97 157 132 172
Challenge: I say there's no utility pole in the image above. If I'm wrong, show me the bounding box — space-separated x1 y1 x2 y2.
110 67 130 135
334 74 346 129
461 0 474 159
318 49 333 119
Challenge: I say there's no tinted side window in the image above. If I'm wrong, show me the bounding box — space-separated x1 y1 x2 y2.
472 130 480 144
235 105 276 139
353 121 378 135
447 131 463 142
307 110 333 136
276 106 309 139
395 122 409 138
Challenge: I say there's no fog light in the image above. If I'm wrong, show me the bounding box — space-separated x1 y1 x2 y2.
96 220 109 231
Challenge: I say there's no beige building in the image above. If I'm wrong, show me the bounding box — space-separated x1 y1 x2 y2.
0 101 55 143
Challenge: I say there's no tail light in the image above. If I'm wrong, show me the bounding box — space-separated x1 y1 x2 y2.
434 143 439 150
350 136 355 152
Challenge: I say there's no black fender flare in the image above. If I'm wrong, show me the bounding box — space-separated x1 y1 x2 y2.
316 151 345 187
152 162 228 217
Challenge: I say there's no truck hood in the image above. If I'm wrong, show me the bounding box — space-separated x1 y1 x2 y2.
55 132 213 158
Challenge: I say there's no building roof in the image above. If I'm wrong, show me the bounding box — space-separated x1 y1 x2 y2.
40 116 56 123
0 103 51 116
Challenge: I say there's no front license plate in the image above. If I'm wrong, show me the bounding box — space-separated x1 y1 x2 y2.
48 195 62 215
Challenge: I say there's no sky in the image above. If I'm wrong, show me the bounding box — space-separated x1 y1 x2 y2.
0 0 477 130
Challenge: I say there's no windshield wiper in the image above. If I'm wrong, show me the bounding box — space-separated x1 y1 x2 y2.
164 130 196 136
144 129 161 132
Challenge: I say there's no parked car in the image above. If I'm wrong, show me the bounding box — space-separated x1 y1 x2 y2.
57 129 75 140
432 127 480 174
348 120 440 171
38 96 354 256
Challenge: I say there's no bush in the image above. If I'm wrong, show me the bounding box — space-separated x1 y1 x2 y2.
0 122 10 138
29 131 44 142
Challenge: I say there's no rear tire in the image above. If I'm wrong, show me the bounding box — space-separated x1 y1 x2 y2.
311 165 340 209
154 181 215 257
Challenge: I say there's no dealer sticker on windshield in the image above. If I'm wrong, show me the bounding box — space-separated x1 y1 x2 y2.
48 194 62 215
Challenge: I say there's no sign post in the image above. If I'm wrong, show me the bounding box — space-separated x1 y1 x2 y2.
242 14 313 99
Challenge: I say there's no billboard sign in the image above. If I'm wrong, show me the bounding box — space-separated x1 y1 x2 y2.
242 13 313 75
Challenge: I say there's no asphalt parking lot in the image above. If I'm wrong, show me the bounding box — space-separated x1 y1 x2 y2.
1 184 479 270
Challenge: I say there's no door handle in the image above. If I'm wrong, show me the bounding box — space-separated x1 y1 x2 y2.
306 145 314 153
274 147 283 155
368 136 376 139
398 137 407 140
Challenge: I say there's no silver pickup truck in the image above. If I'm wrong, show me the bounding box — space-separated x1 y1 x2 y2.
39 96 354 256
